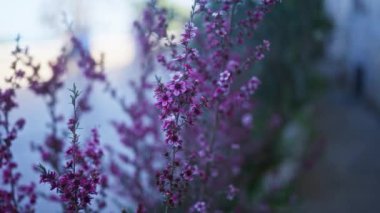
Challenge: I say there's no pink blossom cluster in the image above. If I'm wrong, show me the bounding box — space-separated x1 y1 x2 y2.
38 85 107 212
153 0 279 210
0 39 37 212
11 31 107 210
103 0 168 210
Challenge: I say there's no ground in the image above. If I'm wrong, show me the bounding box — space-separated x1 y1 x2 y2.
295 87 380 212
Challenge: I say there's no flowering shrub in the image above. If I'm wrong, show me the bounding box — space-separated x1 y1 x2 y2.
11 27 106 211
153 0 277 211
0 38 37 212
38 84 106 212
104 0 167 208
0 0 304 212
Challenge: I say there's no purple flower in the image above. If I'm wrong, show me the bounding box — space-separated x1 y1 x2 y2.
241 76 261 96
182 165 198 181
158 91 173 107
241 113 253 128
263 39 271 50
165 131 182 147
38 85 105 211
191 201 207 213
226 184 239 200
152 0 278 210
218 70 231 86
0 47 37 211
168 80 187 96
181 22 198 45
226 60 240 73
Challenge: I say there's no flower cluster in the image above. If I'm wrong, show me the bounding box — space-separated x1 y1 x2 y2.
38 85 106 211
25 44 69 175
154 9 208 205
11 33 106 210
0 0 284 212
103 0 168 210
70 36 105 82
190 201 207 213
8 32 99 173
226 184 239 200
181 23 198 46
0 39 37 212
153 0 279 210
71 35 106 116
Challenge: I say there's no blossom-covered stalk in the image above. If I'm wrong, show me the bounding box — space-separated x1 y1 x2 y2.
38 84 106 212
154 0 279 211
26 42 69 174
13 33 105 210
104 0 168 210
154 1 207 210
26 34 104 176
0 36 37 212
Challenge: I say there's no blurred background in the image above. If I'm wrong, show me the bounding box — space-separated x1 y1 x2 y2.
1 0 380 212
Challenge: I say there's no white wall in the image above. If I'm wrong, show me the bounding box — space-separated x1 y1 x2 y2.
325 0 380 108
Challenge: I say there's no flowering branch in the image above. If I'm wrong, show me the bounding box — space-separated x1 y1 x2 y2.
38 84 106 212
0 36 37 212
154 0 279 211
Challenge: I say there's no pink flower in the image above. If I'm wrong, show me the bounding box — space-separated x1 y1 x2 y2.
181 22 198 45
159 91 173 107
241 113 253 128
218 70 231 86
165 131 182 147
168 81 187 96
191 201 207 213
226 184 239 200
241 76 261 96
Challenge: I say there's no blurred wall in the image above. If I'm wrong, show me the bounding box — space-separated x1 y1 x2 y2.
325 0 380 108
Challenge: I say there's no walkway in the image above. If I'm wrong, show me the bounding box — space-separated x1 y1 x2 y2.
295 88 380 213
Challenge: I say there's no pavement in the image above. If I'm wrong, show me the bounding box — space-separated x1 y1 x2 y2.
295 88 380 213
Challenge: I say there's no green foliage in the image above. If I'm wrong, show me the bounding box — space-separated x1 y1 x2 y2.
242 0 331 208
255 0 332 117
